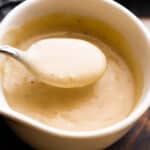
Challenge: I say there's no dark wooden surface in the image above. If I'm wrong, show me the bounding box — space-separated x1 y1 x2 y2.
0 1 150 150
108 109 150 150
1 109 150 150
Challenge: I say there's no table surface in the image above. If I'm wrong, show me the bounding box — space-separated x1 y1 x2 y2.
0 1 150 150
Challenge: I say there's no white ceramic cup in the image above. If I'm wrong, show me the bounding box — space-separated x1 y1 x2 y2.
0 0 150 150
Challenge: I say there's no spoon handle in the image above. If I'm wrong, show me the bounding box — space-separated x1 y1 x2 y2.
0 45 23 61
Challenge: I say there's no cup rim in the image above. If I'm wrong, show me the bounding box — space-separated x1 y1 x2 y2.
0 0 150 138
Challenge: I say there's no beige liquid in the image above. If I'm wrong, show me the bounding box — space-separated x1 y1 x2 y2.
0 14 142 131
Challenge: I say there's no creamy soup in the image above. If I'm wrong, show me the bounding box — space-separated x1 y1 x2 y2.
1 14 142 131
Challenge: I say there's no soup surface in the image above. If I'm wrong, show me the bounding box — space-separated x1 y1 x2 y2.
1 14 141 131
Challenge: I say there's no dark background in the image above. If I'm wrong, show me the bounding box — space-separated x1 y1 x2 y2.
0 0 150 150
117 0 150 17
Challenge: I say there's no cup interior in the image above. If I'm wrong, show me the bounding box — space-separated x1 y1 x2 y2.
0 0 150 136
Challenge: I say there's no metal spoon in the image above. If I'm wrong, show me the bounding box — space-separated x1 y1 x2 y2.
0 40 107 88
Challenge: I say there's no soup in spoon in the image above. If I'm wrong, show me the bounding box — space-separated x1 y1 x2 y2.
25 38 107 88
